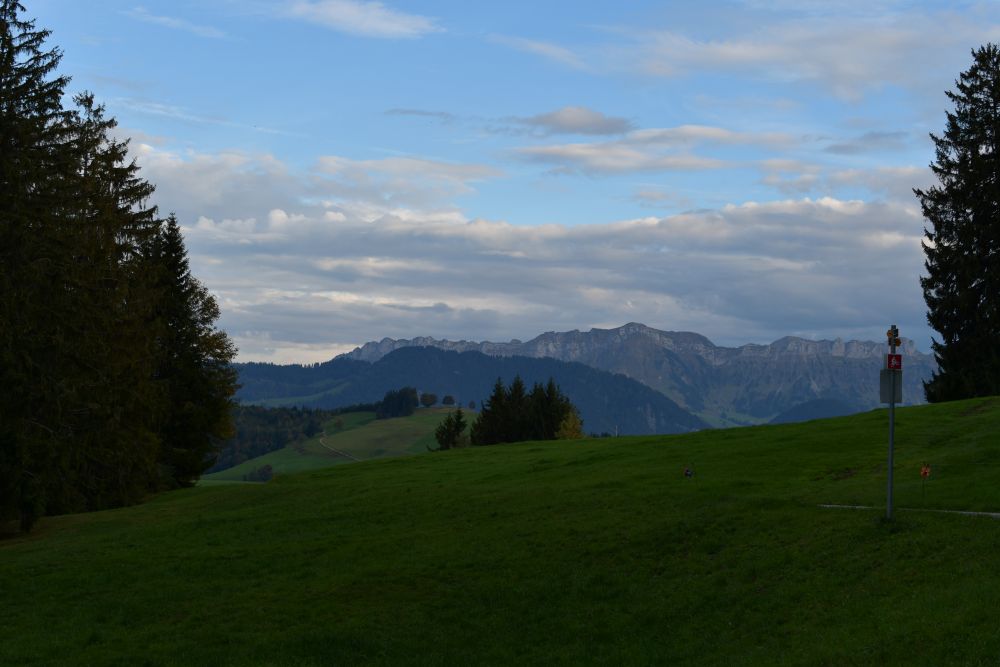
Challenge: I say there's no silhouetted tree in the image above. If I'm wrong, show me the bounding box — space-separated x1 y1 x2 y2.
376 387 418 419
150 215 238 487
431 408 467 451
470 377 581 445
918 44 1000 401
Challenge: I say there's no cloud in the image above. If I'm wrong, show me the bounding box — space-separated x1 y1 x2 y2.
514 107 634 135
627 125 792 148
110 97 294 135
131 143 931 362
825 130 909 155
384 108 457 123
829 166 934 202
513 123 790 174
125 7 227 39
618 13 1000 100
490 35 587 69
517 142 724 173
314 156 503 207
285 0 441 38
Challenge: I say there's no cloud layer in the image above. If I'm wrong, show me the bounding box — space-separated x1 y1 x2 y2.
134 143 931 363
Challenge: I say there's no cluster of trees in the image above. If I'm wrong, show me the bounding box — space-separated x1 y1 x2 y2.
432 408 467 450
208 405 335 473
919 44 1000 402
0 3 236 531
470 377 582 446
376 387 419 419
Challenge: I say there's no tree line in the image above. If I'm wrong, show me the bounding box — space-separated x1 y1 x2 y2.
0 2 236 531
430 376 582 450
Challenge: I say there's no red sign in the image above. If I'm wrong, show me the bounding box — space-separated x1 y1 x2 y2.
887 354 902 370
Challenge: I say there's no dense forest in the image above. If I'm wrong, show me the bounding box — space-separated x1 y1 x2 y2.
0 2 236 531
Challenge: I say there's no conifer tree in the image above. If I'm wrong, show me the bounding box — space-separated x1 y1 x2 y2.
470 376 580 445
1 3 237 528
151 215 237 487
917 44 1000 402
0 0 76 529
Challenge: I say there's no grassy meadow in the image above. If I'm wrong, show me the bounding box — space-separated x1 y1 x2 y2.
3 398 1000 665
204 408 455 481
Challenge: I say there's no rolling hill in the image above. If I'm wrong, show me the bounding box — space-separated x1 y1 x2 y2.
236 346 708 436
3 397 1000 664
342 322 938 426
203 408 452 481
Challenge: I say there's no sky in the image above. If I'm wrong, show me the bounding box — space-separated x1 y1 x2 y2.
24 0 1000 362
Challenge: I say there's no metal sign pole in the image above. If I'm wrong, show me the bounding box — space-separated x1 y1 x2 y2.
886 325 898 520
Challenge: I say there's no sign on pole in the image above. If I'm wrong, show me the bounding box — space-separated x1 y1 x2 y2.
884 325 901 520
880 369 902 403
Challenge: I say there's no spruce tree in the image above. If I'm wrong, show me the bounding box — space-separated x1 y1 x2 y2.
0 0 75 529
151 215 237 487
917 44 1000 402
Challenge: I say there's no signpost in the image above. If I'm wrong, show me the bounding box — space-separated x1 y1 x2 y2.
881 325 903 519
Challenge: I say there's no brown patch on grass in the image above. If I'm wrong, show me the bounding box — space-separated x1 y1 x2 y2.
830 468 857 481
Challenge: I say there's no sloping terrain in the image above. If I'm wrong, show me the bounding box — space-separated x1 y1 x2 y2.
236 347 708 436
342 323 937 425
3 398 1000 665
203 409 450 480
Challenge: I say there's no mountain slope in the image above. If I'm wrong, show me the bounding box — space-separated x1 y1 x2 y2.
236 347 708 436
5 397 1000 665
342 323 936 425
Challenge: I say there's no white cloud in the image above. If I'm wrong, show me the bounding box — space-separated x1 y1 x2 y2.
490 35 587 69
620 13 1000 100
125 7 227 39
286 0 441 38
515 107 634 135
133 144 933 363
518 142 724 173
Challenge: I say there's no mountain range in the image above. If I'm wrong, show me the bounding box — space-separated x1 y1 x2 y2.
236 347 707 436
340 322 936 427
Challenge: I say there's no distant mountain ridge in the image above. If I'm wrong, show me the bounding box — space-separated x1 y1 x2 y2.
340 323 936 426
236 347 708 436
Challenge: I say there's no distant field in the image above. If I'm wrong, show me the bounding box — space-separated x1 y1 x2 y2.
4 398 1000 665
204 408 456 481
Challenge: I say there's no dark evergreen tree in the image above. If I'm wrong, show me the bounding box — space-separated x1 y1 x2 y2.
375 387 418 419
50 94 163 511
470 376 580 445
151 215 238 487
469 378 507 445
917 44 1000 402
431 408 467 451
1 1 78 529
1 3 238 528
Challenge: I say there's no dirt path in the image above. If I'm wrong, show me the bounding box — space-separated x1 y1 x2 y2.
317 435 362 462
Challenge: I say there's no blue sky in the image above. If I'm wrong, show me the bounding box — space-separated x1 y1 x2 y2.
25 0 1000 361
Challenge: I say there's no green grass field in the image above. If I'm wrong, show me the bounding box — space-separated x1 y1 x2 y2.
4 398 1000 665
204 408 455 481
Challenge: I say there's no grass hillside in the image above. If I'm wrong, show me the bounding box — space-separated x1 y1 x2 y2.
4 398 1000 665
204 408 454 481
